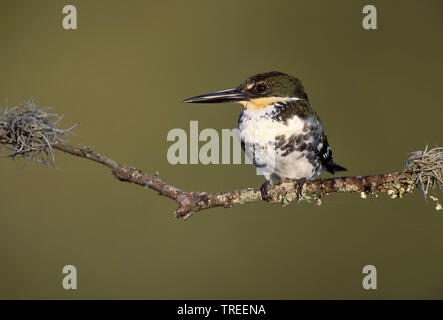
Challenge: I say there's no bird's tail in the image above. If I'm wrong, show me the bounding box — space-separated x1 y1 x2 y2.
325 162 347 174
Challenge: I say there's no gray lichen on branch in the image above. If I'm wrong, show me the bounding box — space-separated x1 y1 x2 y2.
1 100 442 220
405 146 443 198
0 98 78 165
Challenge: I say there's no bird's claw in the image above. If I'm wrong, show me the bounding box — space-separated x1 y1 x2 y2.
294 178 307 202
260 180 273 202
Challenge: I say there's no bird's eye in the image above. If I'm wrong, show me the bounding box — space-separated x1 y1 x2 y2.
254 83 267 94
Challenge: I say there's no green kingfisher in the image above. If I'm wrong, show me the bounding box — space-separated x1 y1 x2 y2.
183 71 346 200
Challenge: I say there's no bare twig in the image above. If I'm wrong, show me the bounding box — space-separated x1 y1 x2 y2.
1 101 442 220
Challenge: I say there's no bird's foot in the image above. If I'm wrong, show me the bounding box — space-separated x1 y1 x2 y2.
294 178 307 202
260 180 273 202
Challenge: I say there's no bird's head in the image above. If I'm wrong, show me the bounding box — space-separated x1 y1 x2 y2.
183 71 309 110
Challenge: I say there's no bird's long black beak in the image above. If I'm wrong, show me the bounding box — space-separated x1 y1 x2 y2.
183 88 249 104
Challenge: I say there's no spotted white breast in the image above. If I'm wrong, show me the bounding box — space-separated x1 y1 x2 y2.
238 102 324 181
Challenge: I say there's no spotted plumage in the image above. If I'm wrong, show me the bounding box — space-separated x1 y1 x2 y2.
184 71 346 200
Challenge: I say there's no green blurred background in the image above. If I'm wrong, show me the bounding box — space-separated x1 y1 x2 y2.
0 0 442 299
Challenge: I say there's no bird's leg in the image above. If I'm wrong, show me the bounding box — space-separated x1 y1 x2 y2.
294 177 307 202
260 178 273 201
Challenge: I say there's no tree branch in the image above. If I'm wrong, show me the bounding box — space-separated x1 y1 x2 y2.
1 100 442 220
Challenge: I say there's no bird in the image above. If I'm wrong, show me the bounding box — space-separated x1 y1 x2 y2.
183 71 346 200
